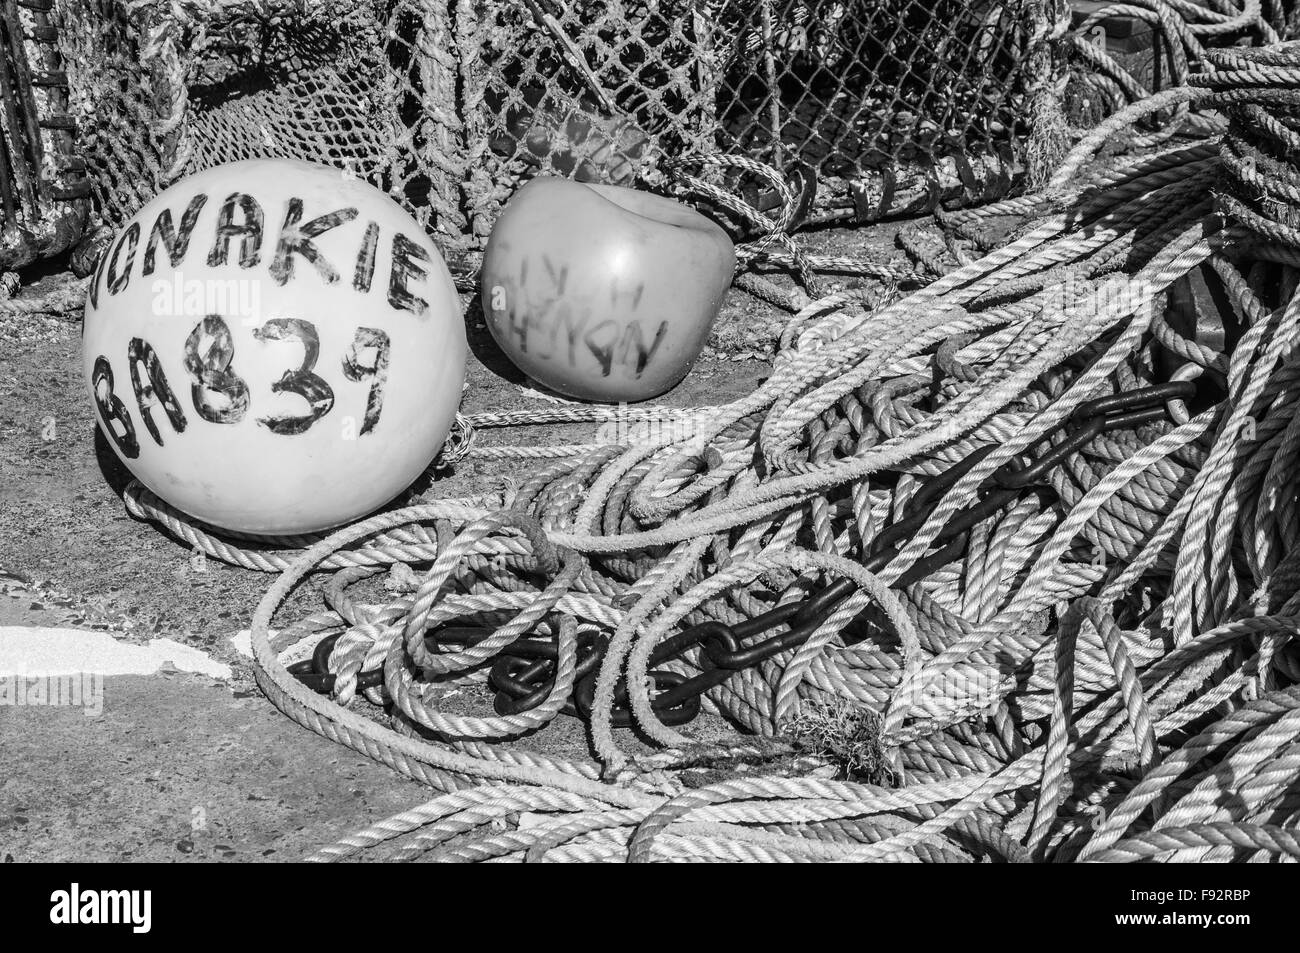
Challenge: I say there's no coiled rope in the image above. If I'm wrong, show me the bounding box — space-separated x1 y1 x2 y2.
116 32 1300 862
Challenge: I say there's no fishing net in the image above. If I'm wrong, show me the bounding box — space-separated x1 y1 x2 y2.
50 1 397 244
49 0 1068 263
27 1 1300 270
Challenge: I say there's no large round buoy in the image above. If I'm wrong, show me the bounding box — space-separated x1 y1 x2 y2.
82 159 467 535
480 177 735 402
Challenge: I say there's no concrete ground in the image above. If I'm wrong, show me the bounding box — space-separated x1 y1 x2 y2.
0 226 910 861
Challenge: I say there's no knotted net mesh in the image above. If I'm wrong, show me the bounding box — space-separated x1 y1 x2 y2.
49 0 1064 262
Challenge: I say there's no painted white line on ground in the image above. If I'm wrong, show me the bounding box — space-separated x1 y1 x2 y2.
0 626 232 679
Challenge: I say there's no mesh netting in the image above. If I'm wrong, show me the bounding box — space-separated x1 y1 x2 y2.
52 0 171 235
52 0 1065 260
464 0 1059 235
